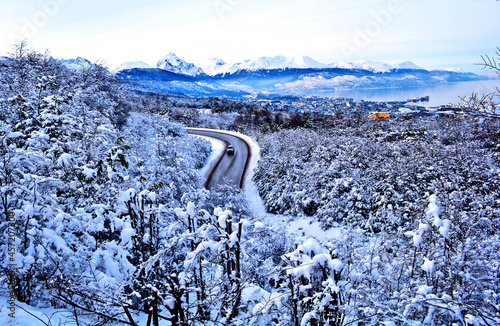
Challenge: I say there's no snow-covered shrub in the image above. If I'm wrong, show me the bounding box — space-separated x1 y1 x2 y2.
126 202 279 325
253 120 500 234
268 238 345 326
0 46 211 316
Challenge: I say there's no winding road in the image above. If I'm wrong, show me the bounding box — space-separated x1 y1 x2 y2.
187 129 251 190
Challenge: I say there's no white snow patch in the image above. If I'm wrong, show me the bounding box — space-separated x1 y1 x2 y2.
214 207 232 229
119 188 136 203
381 322 397 326
121 226 136 247
81 166 96 179
5 131 23 139
113 61 152 72
57 153 72 167
23 204 35 217
186 202 196 217
147 191 157 202
404 222 429 247
254 221 264 230
439 219 452 238
421 258 435 274
417 285 434 296
174 207 188 219
0 296 74 326
0 295 172 326
191 135 225 180
286 216 343 243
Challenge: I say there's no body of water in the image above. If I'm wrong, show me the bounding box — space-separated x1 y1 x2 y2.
318 79 500 107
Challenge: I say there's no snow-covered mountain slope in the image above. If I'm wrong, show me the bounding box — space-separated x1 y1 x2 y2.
235 55 328 71
329 60 393 73
198 55 328 76
393 61 423 70
197 57 233 76
329 60 423 73
114 61 152 72
157 52 204 76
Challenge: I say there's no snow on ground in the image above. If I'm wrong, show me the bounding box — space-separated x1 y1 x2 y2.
285 215 343 242
191 134 225 180
0 295 174 326
0 296 73 326
256 213 343 244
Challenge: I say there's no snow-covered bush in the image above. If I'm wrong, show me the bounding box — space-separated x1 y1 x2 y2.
253 120 500 234
267 238 345 326
0 45 211 315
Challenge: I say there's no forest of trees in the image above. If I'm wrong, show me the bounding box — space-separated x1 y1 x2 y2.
1 43 499 325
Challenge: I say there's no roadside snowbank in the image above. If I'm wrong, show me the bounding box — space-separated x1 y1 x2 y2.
191 134 225 180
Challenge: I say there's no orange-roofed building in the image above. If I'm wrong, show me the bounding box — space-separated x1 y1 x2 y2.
370 113 390 119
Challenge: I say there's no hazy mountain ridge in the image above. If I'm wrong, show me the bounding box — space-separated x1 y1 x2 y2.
115 64 487 98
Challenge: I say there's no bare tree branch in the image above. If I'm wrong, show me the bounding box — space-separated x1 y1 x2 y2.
461 48 500 119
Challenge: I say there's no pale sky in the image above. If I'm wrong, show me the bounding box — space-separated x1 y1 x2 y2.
1 0 499 72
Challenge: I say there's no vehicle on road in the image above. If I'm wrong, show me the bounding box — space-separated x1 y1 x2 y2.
227 145 235 155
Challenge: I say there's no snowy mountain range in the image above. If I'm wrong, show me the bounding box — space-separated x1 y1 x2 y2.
116 53 426 76
111 52 489 98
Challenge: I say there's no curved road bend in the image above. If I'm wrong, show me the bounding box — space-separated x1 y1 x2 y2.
187 129 250 190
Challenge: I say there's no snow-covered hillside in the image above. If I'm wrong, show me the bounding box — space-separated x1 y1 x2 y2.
197 57 232 75
329 59 423 72
232 55 327 72
157 52 205 76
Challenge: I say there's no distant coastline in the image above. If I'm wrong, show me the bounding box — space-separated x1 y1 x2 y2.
304 79 500 107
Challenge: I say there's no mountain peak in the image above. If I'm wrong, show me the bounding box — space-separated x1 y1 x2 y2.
157 53 204 76
197 57 231 76
393 61 423 70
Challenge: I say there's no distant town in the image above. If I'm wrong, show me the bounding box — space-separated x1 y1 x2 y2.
245 95 464 118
